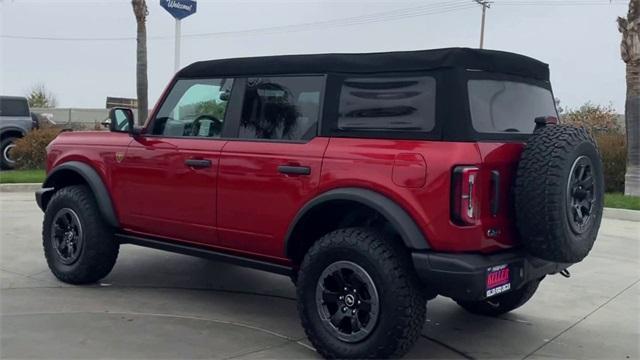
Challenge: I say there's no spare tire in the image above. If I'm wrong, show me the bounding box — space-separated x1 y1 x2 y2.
515 124 603 263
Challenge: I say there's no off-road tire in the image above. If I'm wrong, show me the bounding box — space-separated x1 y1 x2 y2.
1 137 18 170
43 185 119 284
456 279 541 316
296 227 426 359
515 125 604 263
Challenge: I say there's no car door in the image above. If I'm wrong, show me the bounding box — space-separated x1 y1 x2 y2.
217 76 329 259
113 77 236 246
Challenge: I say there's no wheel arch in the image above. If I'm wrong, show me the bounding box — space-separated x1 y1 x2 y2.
40 161 119 228
1 127 26 140
284 187 429 265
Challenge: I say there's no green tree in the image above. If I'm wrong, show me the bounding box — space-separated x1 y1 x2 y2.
132 0 148 125
26 84 57 108
618 0 640 196
196 100 228 120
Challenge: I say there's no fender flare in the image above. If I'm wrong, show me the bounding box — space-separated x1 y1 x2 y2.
42 161 120 228
284 187 429 259
1 126 27 138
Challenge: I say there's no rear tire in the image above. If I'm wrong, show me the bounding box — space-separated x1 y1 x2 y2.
455 279 541 317
296 227 426 359
515 125 604 263
1 137 18 170
43 185 119 284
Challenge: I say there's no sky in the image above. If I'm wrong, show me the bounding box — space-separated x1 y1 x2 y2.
0 0 631 112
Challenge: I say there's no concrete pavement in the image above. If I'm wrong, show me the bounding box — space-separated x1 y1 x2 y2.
1 191 638 359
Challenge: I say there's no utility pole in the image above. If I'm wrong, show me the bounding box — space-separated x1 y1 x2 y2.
474 1 491 49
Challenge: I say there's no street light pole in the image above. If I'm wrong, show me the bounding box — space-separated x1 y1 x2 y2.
474 0 491 49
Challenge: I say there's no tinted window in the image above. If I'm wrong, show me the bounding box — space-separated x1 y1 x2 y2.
239 76 322 140
468 80 557 134
338 76 436 132
152 78 233 138
0 98 29 117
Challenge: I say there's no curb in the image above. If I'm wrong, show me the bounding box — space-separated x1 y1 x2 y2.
0 183 41 193
603 207 640 222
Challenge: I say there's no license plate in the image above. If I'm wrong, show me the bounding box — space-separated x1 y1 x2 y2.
486 264 511 298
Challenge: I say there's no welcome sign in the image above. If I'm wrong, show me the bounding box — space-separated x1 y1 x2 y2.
160 0 197 20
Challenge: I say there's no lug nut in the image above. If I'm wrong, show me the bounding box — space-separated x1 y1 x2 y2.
339 296 344 300
342 307 348 312
352 310 356 315
344 287 348 291
357 300 361 305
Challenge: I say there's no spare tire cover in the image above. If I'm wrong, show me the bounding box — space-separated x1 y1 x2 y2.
515 125 604 263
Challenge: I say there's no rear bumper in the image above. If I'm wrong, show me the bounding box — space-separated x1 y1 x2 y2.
412 250 570 301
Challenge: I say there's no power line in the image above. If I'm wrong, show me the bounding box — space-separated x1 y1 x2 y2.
498 0 628 5
0 0 627 42
0 1 477 42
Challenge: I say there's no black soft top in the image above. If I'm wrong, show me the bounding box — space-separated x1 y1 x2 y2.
178 47 549 81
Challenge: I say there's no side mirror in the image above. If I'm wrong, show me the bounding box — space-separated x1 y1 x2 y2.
108 108 135 134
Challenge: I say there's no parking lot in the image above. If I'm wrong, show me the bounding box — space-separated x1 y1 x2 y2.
1 191 638 359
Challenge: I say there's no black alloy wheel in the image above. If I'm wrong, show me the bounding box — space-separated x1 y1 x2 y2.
51 208 84 265
315 260 380 343
566 155 595 234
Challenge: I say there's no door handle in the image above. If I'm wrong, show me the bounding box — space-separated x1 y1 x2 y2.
185 159 212 168
278 165 311 176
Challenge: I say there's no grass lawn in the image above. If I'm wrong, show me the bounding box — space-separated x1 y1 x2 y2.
604 193 640 211
0 169 45 184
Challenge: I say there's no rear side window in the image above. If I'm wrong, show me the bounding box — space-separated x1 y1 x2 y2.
338 76 436 132
239 76 323 141
468 80 557 134
0 98 29 117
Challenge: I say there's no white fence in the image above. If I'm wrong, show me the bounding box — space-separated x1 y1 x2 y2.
31 108 109 129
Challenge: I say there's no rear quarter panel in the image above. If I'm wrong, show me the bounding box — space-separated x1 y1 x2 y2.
320 138 518 253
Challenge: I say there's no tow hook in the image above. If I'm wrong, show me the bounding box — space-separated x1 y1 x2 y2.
560 269 571 278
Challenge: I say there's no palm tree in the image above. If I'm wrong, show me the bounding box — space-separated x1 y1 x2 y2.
618 0 640 196
132 0 148 126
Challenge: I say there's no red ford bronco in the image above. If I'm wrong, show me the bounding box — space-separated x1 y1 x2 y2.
36 48 603 359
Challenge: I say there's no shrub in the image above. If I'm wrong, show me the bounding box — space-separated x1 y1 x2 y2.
12 127 61 170
595 132 627 193
561 102 621 134
561 102 626 193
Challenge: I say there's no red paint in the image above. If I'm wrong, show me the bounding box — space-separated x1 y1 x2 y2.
392 153 427 188
45 129 525 261
216 138 329 258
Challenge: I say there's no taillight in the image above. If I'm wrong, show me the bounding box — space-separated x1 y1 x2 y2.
451 166 480 225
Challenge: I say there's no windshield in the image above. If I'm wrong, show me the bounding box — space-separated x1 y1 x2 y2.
468 80 557 134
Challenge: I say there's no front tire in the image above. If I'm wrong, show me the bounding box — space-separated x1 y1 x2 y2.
455 279 541 317
43 185 119 284
297 227 426 359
